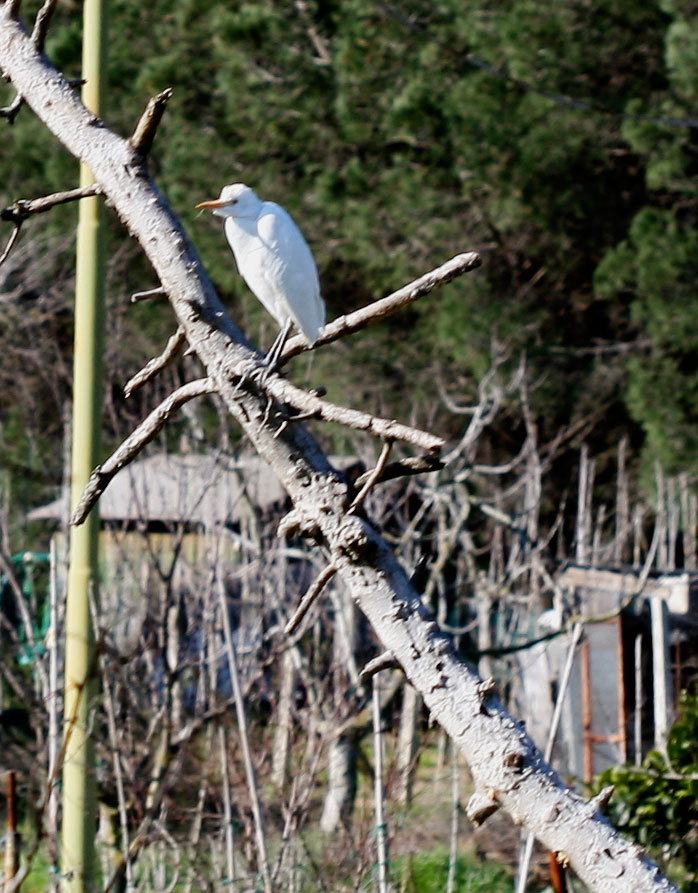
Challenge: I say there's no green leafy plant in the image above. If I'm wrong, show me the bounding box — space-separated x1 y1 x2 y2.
596 689 698 891
396 846 513 893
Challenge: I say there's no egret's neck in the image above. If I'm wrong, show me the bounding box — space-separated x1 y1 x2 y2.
224 216 259 256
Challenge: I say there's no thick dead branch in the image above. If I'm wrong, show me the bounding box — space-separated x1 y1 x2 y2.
267 376 445 454
0 12 677 888
281 251 482 360
129 87 173 158
124 326 186 397
71 378 216 525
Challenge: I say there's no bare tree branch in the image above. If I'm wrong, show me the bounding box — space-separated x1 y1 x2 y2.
0 221 22 266
1 0 59 123
0 185 100 265
0 93 23 123
1 185 101 224
281 251 481 361
71 378 217 525
347 439 393 512
265 375 445 454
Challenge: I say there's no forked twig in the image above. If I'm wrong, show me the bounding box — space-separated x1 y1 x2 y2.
0 185 101 265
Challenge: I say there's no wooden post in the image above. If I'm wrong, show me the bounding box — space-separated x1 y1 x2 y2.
634 633 643 767
614 436 629 566
581 637 593 784
650 596 673 752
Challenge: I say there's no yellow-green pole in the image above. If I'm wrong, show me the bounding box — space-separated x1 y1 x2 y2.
61 0 106 889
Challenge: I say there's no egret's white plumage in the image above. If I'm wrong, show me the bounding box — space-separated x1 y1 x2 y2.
197 184 324 353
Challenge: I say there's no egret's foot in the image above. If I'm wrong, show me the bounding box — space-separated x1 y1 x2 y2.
232 354 281 395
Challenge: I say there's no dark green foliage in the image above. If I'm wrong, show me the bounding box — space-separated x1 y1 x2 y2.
596 688 698 891
4 0 698 533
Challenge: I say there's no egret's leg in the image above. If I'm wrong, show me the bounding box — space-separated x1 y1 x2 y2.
262 319 293 376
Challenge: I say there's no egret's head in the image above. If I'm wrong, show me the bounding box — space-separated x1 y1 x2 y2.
196 183 261 218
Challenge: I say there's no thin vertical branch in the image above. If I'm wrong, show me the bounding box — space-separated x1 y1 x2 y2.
634 634 643 767
88 588 133 890
655 463 668 570
372 671 390 893
217 576 273 893
218 724 237 890
446 746 460 893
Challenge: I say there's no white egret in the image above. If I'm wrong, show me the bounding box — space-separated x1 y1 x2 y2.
196 183 325 371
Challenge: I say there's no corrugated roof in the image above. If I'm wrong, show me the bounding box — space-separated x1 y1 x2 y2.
28 453 289 526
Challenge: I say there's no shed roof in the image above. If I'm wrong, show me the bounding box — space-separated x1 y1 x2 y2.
28 453 291 527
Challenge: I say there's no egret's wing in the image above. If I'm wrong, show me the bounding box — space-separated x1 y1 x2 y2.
256 203 324 345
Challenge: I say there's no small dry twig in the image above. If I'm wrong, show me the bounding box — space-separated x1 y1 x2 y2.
354 455 444 488
129 88 173 158
124 326 187 397
1 0 59 122
348 440 393 513
284 564 338 636
360 651 400 680
31 0 58 50
131 286 166 303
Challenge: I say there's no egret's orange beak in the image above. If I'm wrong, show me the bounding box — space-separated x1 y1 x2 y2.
195 198 227 209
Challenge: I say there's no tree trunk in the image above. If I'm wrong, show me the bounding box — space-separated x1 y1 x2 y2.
0 12 678 889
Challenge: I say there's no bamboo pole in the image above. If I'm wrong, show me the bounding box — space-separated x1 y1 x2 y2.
217 578 272 893
60 0 106 888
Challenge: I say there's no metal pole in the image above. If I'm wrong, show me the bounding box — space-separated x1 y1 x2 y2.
60 0 106 888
